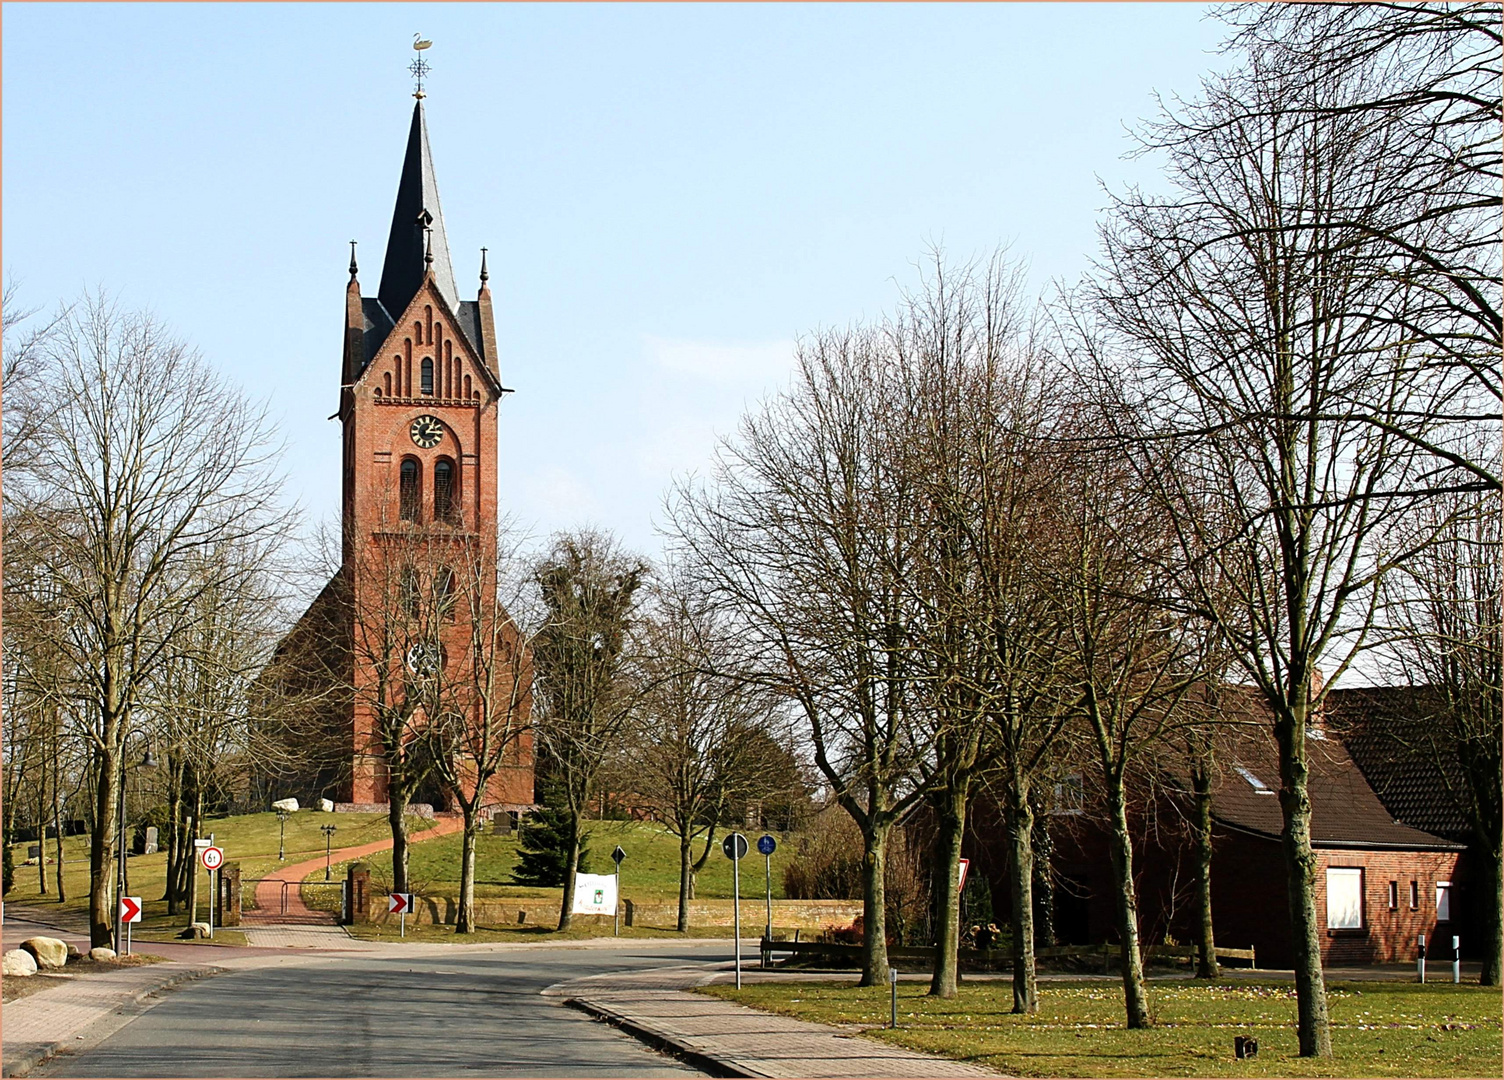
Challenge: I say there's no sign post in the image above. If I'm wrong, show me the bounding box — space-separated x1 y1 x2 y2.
757 834 776 967
611 846 627 936
389 892 413 937
200 844 224 938
723 832 748 989
119 897 142 955
889 966 899 1028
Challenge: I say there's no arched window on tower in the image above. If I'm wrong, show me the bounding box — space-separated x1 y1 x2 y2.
399 569 421 622
436 566 456 621
421 357 434 396
433 457 457 523
399 457 421 522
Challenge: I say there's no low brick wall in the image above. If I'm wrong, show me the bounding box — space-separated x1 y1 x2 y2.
366 894 862 932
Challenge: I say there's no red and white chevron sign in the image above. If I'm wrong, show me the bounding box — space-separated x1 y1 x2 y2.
388 893 413 915
119 896 143 923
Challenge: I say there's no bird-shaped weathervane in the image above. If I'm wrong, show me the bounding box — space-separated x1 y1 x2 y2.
410 34 433 98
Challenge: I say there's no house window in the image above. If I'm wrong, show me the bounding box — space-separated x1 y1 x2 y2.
433 458 456 523
1326 867 1364 930
1233 763 1275 795
1388 881 1399 911
421 357 434 395
1410 880 1419 910
399 458 421 522
1436 881 1452 922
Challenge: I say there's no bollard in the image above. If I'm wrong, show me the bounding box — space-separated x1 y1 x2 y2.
1452 936 1461 984
1417 934 1427 983
889 966 899 1029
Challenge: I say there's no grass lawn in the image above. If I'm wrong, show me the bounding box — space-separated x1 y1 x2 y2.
702 979 1503 1077
318 819 798 903
5 809 404 936
343 918 753 944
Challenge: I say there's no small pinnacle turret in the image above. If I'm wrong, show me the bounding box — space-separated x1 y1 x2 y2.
349 240 359 280
479 247 489 284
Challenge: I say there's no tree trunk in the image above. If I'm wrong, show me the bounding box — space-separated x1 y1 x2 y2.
1030 785 1055 949
1105 776 1151 1028
163 755 182 912
677 834 693 932
186 811 201 929
38 755 50 895
1192 757 1219 979
858 822 891 987
928 784 967 998
88 746 120 948
1005 793 1038 1014
1479 835 1502 987
557 809 581 931
455 808 480 933
388 793 411 895
52 756 67 903
1275 708 1332 1057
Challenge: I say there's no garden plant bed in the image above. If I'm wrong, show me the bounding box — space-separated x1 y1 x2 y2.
700 978 1502 1077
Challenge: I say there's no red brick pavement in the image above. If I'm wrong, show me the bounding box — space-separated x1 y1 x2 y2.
243 814 465 924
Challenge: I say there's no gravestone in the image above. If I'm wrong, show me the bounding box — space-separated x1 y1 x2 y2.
143 826 159 855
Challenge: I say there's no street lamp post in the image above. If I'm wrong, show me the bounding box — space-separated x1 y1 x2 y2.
276 810 290 861
114 738 156 952
321 824 338 881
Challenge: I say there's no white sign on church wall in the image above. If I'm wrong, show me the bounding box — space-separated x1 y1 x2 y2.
571 873 618 916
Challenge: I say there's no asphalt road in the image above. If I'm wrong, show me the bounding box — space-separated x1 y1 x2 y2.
35 943 730 1078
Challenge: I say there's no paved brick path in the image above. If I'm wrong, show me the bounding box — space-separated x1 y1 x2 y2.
245 813 465 925
1 961 223 1077
553 964 1005 1078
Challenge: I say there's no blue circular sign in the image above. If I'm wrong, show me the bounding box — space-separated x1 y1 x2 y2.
757 834 777 856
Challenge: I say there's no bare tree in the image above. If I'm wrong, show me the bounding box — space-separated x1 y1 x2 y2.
425 529 536 934
1369 488 1501 983
1091 42 1460 1054
530 529 647 932
669 328 937 987
5 293 287 948
631 561 792 932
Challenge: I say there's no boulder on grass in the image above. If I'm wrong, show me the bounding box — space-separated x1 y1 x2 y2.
20 935 70 970
271 797 299 813
3 948 39 977
318 798 335 813
178 922 212 939
89 946 118 962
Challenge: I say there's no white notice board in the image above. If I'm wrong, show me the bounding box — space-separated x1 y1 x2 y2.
571 873 618 916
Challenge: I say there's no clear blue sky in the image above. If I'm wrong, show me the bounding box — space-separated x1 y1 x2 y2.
3 2 1231 576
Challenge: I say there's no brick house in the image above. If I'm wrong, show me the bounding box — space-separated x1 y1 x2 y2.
266 92 533 814
969 692 1465 968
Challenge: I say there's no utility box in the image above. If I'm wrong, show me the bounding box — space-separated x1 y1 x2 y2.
217 862 242 927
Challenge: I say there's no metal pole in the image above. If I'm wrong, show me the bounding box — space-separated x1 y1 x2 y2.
1418 934 1426 983
733 849 742 990
1453 936 1461 984
278 813 286 861
325 828 333 881
209 868 215 938
764 852 773 943
889 967 899 1028
614 864 621 937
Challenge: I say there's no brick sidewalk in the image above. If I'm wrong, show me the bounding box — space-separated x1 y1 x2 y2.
553 965 1005 1078
1 961 223 1078
246 814 465 924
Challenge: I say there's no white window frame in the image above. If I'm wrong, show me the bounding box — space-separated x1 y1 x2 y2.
1326 867 1365 930
1436 881 1453 922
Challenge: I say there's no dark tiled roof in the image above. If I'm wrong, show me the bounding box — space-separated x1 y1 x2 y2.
1207 690 1464 852
359 298 394 374
1325 686 1472 842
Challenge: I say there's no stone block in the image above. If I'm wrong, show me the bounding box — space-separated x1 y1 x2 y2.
178 922 212 939
318 798 335 812
3 949 38 977
143 825 159 855
89 947 118 962
20 935 69 969
271 797 300 813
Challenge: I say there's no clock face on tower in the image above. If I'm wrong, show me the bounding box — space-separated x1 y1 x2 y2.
409 415 444 449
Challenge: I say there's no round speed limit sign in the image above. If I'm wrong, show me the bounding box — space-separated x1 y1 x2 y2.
200 845 225 871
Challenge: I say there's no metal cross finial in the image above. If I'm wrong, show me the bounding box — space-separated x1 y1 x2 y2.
424 226 434 270
349 240 359 280
479 247 489 283
410 35 433 98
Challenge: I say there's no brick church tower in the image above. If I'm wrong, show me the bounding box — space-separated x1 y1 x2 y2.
271 92 533 814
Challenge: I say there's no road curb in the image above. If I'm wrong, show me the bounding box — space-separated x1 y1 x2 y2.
2 964 224 1078
565 996 761 1078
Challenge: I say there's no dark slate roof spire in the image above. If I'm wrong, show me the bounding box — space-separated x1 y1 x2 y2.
378 99 459 320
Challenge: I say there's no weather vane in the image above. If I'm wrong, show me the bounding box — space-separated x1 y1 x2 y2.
410 34 433 98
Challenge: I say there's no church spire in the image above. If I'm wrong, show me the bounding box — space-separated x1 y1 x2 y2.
377 98 460 320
